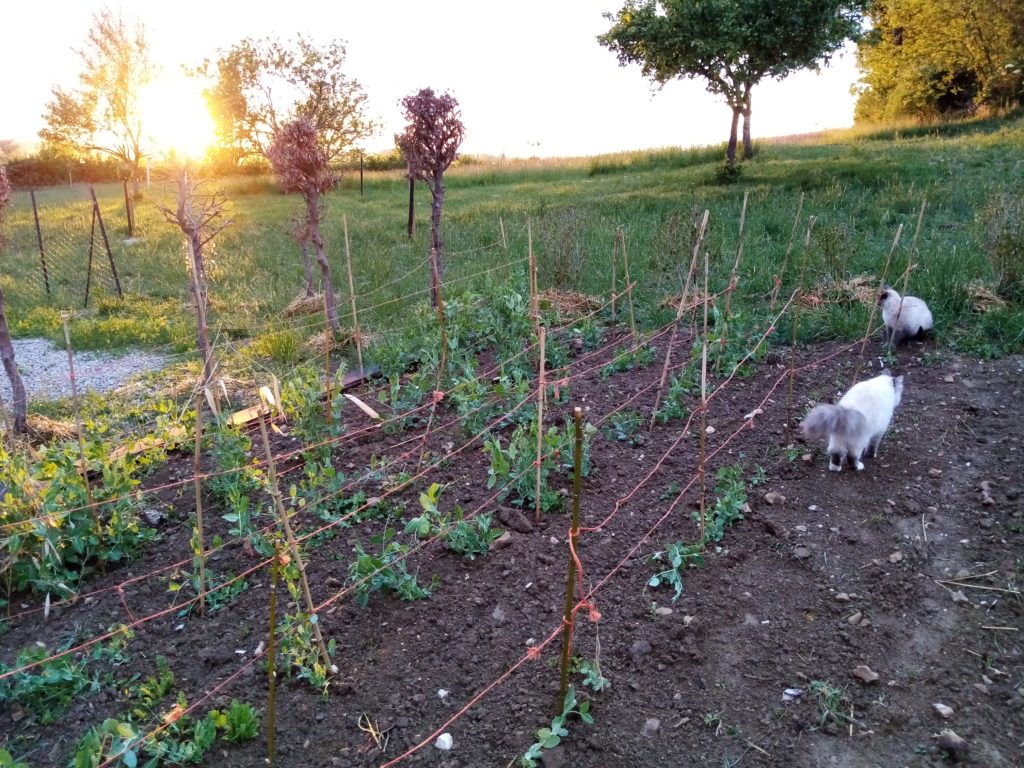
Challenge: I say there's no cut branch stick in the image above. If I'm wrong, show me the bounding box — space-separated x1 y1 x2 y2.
718 190 749 373
610 230 618 324
323 291 333 424
617 228 638 340
855 223 904 382
649 210 708 431
528 220 538 332
771 192 804 310
419 273 449 468
891 199 926 348
558 407 585 712
534 325 547 525
193 394 206 616
698 249 710 541
62 313 93 508
267 540 280 766
342 215 364 377
257 412 333 676
785 216 816 442
499 217 509 280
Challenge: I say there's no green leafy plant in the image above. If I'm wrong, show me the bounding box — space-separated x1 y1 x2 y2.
572 657 610 692
72 717 142 768
600 341 656 378
445 512 502 559
208 699 260 743
603 409 644 445
654 371 696 425
809 680 852 727
0 748 29 768
348 528 432 608
647 540 705 602
141 693 217 765
521 685 594 767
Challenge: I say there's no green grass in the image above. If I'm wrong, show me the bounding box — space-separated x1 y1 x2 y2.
2 113 1022 364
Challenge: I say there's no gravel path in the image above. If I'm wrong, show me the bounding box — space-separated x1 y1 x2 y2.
0 338 167 403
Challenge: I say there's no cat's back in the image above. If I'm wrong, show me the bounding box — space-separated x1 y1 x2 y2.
838 374 898 428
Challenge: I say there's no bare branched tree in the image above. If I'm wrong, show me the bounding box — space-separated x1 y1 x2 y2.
397 88 465 309
0 167 27 435
157 168 232 387
267 119 341 330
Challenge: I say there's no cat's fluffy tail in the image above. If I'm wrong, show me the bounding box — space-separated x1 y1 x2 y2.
802 404 840 442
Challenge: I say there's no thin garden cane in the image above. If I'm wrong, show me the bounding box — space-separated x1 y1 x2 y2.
890 199 927 347
697 251 710 541
323 290 333 425
609 230 618 325
717 190 749 374
534 326 547 525
266 539 281 767
648 210 709 431
771 192 804 310
558 406 585 711
528 220 539 333
342 215 364 377
854 223 904 382
418 267 450 468
499 217 509 280
785 217 817 442
257 411 334 676
617 228 638 340
193 393 207 616
61 312 94 509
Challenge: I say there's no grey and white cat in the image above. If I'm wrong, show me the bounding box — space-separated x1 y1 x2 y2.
878 286 933 348
802 372 904 472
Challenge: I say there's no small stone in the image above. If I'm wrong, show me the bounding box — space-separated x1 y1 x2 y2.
763 491 786 506
889 551 903 564
936 729 968 762
933 702 955 719
489 531 513 551
792 546 812 560
540 746 566 768
437 689 449 700
492 606 507 624
705 426 716 434
979 518 995 529
10 709 25 723
324 576 343 589
847 611 863 625
801 453 813 463
141 507 165 525
835 592 851 603
951 590 970 604
929 468 943 477
944 374 956 383
434 733 453 751
655 606 673 616
852 665 880 684
972 683 989 695
641 717 661 737
630 639 653 662
496 507 533 534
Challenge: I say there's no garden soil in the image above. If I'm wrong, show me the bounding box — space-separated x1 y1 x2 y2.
2 332 1022 768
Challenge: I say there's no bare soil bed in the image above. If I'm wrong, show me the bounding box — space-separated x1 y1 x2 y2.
2 331 1022 768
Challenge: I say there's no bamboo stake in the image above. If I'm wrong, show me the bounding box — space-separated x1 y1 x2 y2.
342 215 364 377
528 220 538 332
558 407 585 711
717 191 749 373
61 313 93 508
785 217 817 442
193 394 207 616
257 412 334 675
534 326 547 524
698 252 709 541
267 540 280 766
499 217 509 281
855 223 904 380
610 232 618 324
617 228 637 340
771 192 804 310
649 210 708 431
323 290 333 424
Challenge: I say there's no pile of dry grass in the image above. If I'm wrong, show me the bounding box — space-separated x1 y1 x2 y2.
966 280 1007 313
283 292 326 318
801 274 877 307
537 289 601 318
304 327 372 356
659 290 717 312
25 414 75 443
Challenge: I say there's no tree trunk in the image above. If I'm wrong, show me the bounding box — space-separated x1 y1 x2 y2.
187 233 214 388
428 171 446 308
741 85 754 160
0 287 28 434
726 107 741 167
307 193 340 331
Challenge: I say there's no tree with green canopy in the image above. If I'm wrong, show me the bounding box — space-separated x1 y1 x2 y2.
854 0 1024 121
599 0 865 166
39 7 153 194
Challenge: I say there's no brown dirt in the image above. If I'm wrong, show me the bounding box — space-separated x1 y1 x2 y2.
2 331 1022 768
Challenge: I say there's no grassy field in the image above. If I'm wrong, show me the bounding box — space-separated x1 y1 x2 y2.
2 113 1022 374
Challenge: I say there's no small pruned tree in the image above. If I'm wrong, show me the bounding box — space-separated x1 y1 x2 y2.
397 88 465 308
599 0 864 167
0 167 27 435
40 7 153 195
267 119 341 331
157 168 233 387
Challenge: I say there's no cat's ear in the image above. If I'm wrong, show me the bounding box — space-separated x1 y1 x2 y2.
894 375 904 393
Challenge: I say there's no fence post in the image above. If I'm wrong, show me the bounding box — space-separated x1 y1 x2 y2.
557 407 585 710
30 190 51 296
89 187 123 299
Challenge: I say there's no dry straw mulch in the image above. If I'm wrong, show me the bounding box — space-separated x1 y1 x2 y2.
800 274 878 308
966 280 1007 313
536 289 601 318
25 414 76 443
304 327 371 356
283 292 326 318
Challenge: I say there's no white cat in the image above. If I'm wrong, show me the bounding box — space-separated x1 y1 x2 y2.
878 286 933 348
802 372 904 472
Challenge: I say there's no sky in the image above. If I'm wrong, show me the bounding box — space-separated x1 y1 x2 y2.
2 1 865 160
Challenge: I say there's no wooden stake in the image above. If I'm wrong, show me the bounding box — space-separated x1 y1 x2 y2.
257 412 333 675
499 217 509 280
61 313 93 508
323 290 333 424
649 210 708 430
30 190 51 296
528 220 538 331
617 228 637 340
718 191 749 373
267 540 280 766
89 186 123 299
785 217 817 442
891 199 926 347
771 192 804 310
698 252 710 541
855 222 904 380
193 393 207 616
83 203 97 308
534 326 546 524
558 407 585 711
342 215 364 377
610 232 618 325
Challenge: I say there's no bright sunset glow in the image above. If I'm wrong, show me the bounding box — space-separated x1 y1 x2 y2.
140 73 218 160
